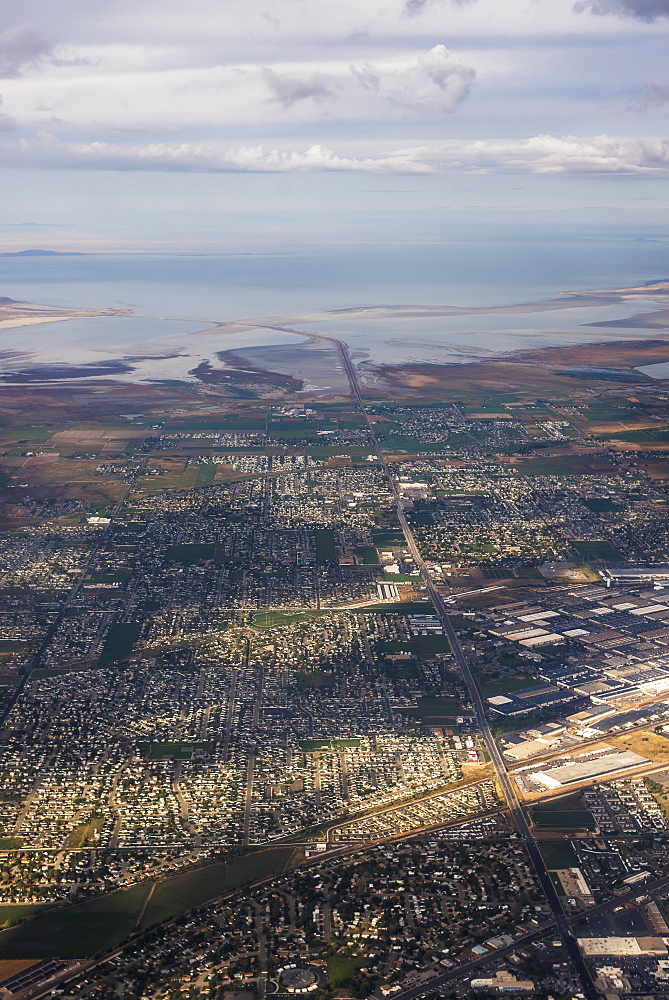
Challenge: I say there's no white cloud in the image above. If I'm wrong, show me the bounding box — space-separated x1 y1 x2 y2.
2 135 429 173
427 134 669 173
3 131 668 175
350 44 475 114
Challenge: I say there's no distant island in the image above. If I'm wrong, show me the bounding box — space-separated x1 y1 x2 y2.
0 249 86 257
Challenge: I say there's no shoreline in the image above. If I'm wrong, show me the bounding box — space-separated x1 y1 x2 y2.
0 301 131 331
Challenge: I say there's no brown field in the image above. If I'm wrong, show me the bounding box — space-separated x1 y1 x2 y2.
466 411 514 419
373 338 669 400
0 959 40 983
610 730 669 763
608 441 669 452
213 464 243 482
0 452 128 503
10 457 122 487
133 459 216 494
47 426 150 452
587 420 664 435
0 381 240 426
640 460 669 480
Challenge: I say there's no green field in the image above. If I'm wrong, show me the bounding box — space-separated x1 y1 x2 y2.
193 465 217 487
490 715 545 736
413 634 451 658
85 571 130 585
582 498 617 513
165 416 267 432
582 404 633 421
2 426 54 442
538 840 578 868
314 528 338 564
0 640 29 653
140 847 296 929
269 418 325 438
0 882 153 959
571 539 623 561
299 739 362 751
252 610 342 628
296 670 335 689
603 427 669 442
0 904 53 928
480 676 536 698
0 847 297 958
380 435 445 454
165 542 217 562
372 531 406 545
327 954 367 986
139 741 214 761
354 546 380 565
97 623 141 666
531 809 596 830
402 696 468 723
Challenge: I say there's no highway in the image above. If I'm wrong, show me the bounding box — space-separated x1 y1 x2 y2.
328 332 599 1000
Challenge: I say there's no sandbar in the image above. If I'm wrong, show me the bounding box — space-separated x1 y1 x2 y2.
0 297 130 330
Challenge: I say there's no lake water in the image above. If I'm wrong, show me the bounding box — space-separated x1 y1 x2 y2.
0 241 668 386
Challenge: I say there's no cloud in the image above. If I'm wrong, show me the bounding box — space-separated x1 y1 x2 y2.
3 131 669 175
0 23 90 78
350 45 475 115
0 24 53 77
5 135 423 173
0 96 17 131
103 123 181 136
436 134 669 174
573 0 669 21
262 67 334 107
631 79 669 111
403 0 474 16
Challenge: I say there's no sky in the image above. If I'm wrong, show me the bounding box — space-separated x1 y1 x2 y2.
0 0 668 249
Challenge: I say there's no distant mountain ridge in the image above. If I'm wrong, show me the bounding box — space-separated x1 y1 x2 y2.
0 249 86 257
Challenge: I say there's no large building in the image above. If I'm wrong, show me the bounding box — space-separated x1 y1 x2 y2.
578 937 668 956
599 566 669 586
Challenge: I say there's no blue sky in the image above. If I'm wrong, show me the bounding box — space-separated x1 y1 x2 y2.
0 0 668 249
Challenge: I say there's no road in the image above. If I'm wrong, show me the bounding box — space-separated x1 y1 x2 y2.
323 330 599 1000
